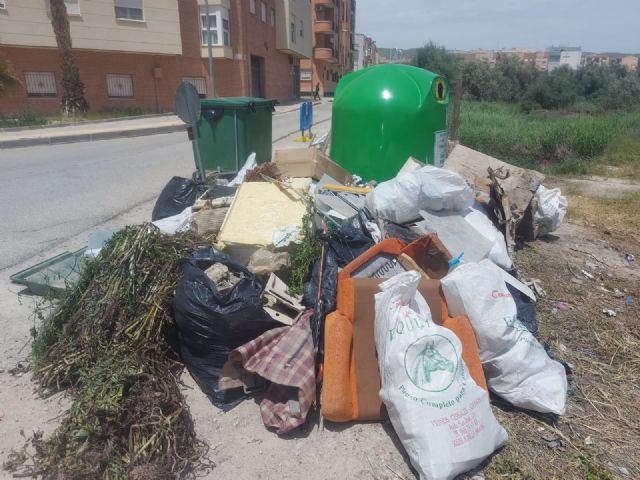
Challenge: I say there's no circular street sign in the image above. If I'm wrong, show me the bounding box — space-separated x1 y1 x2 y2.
175 81 201 126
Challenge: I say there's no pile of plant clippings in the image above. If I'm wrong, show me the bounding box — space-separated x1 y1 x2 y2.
7 225 212 479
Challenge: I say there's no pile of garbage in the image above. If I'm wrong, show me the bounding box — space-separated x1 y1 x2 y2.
19 140 570 479
149 142 568 478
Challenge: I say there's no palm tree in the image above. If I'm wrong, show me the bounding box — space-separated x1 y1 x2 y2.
0 58 17 96
49 0 89 114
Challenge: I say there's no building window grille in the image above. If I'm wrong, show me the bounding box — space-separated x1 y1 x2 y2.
106 74 134 98
183 77 207 98
25 72 57 97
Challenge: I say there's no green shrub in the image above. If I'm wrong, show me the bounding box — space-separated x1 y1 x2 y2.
0 111 49 128
411 43 640 111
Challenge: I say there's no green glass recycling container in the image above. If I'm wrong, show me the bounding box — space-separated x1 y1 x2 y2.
330 64 449 182
195 97 275 173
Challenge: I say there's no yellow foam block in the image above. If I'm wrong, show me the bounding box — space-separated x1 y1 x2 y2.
217 181 307 264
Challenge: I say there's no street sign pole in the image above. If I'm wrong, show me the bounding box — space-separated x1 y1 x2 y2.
175 81 206 182
192 129 206 182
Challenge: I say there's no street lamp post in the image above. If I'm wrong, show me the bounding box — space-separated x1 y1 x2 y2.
204 0 216 97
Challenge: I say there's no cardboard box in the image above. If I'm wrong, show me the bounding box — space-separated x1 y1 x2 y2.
274 148 351 184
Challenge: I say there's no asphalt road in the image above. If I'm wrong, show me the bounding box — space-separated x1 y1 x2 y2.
0 102 332 271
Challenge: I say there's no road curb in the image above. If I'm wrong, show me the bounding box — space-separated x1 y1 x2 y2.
0 124 185 149
0 113 179 134
0 103 327 149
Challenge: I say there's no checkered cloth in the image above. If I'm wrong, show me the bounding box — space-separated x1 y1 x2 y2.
232 310 316 434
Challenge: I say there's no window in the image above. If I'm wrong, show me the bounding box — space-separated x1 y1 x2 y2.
114 0 143 21
290 14 296 43
270 8 275 26
260 1 266 22
65 0 80 15
200 5 230 47
106 74 133 98
299 19 303 38
301 69 312 81
45 0 81 15
25 72 56 97
249 0 255 14
183 77 207 98
0 1 6 9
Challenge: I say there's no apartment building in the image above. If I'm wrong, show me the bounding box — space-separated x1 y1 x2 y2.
299 0 355 97
466 50 497 66
496 48 534 61
352 33 376 71
353 33 364 70
0 0 311 114
618 55 639 71
547 46 582 71
534 51 548 71
584 54 610 66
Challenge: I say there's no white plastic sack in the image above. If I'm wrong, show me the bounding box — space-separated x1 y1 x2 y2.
441 263 567 415
534 185 567 236
417 202 512 270
463 203 512 270
228 152 257 187
152 206 192 235
366 165 474 223
375 271 508 480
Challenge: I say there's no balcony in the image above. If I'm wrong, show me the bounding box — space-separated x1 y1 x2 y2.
315 0 335 8
314 47 338 63
314 20 335 35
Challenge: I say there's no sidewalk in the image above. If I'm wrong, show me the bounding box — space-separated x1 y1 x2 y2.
0 101 322 149
0 115 185 149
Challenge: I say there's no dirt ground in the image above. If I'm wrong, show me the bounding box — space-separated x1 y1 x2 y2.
1 176 638 480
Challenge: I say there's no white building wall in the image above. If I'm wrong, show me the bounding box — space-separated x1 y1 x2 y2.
0 0 182 55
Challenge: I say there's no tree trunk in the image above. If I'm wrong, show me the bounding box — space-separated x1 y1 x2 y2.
0 58 18 96
49 0 89 114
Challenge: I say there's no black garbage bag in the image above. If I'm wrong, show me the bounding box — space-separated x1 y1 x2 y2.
303 212 373 312
382 220 422 244
174 247 281 409
303 248 339 313
506 282 538 338
302 212 374 358
327 211 375 267
152 176 209 221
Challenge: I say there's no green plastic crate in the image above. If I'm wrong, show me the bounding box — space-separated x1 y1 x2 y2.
10 249 86 297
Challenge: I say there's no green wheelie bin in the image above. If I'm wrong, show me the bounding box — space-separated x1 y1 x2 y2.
194 97 275 173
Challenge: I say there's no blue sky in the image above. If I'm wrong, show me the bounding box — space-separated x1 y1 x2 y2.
357 0 640 53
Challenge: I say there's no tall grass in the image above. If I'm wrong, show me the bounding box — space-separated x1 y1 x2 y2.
458 102 640 173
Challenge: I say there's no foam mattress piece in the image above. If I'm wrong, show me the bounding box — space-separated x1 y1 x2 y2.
217 181 307 264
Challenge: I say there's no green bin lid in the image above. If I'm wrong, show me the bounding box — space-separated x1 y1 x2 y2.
200 96 275 109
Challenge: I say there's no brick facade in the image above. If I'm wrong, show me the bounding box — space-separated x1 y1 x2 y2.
300 0 354 98
0 0 301 115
